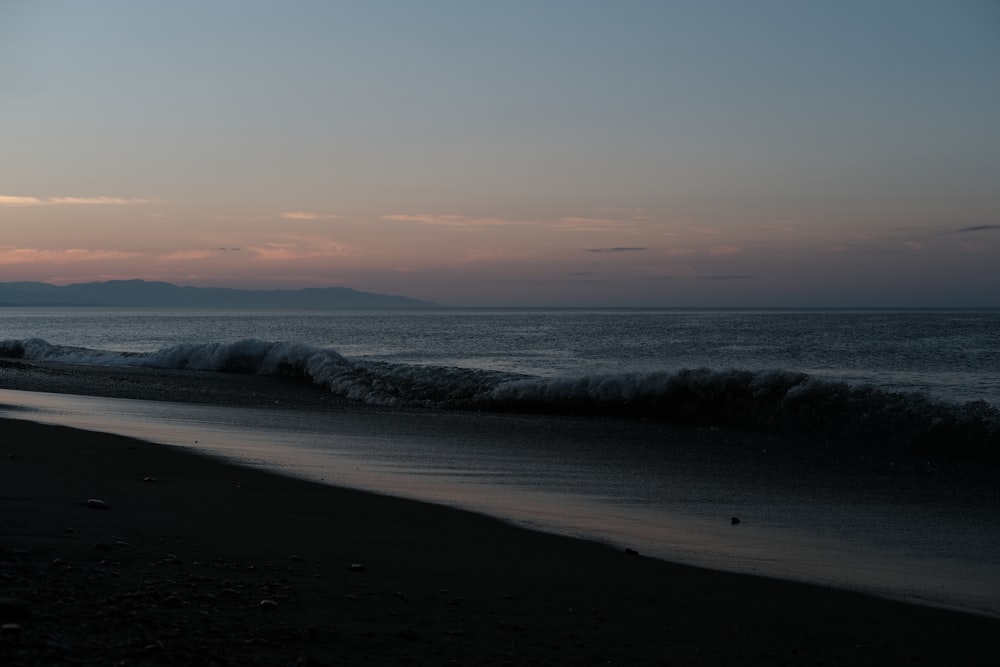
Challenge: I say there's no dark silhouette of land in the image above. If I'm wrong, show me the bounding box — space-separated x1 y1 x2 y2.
0 279 436 308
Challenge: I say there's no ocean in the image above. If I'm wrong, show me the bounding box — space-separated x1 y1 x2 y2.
1 307 998 616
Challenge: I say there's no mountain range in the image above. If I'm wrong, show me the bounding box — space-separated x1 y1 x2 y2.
0 280 437 308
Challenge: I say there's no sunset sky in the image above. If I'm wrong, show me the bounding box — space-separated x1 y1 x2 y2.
2 1 998 307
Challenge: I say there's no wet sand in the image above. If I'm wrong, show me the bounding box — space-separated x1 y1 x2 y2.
2 416 998 666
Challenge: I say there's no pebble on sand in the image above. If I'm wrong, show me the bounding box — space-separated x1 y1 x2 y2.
86 498 109 510
731 517 741 525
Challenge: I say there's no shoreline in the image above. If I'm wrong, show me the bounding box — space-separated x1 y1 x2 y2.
4 357 998 475
2 416 999 665
3 362 1000 615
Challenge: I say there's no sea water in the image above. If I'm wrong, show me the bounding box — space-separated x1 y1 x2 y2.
0 307 997 401
1 307 999 615
2 308 997 454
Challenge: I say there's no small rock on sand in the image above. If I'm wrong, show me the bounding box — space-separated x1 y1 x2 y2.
86 498 109 510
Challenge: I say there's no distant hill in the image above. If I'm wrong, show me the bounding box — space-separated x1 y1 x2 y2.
0 280 437 308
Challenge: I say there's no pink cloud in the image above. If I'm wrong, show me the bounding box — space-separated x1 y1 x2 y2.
382 213 512 229
280 211 343 221
159 249 224 262
0 246 142 264
594 207 653 218
0 195 156 207
246 240 355 261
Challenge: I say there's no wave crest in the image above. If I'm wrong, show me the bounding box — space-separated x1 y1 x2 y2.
3 337 997 460
482 369 999 460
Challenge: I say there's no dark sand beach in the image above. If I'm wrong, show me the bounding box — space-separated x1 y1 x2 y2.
2 415 999 666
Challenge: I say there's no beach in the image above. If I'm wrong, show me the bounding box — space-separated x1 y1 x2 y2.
5 0 998 659
2 415 998 666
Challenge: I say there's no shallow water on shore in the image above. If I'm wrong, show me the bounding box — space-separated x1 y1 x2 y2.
3 386 998 619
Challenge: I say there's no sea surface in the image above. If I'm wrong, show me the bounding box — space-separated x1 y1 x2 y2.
1 307 999 616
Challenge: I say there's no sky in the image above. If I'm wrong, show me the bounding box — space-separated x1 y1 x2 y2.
2 0 999 307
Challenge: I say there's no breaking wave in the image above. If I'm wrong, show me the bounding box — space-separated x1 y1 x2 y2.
3 337 998 460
